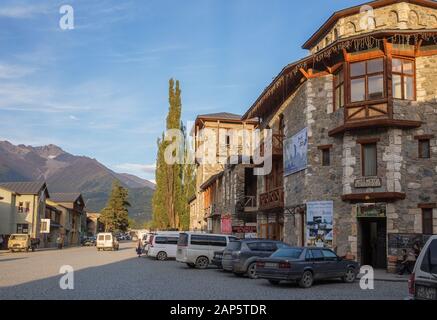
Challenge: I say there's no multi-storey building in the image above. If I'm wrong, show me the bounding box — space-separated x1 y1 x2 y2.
0 181 49 244
191 112 258 233
242 0 437 271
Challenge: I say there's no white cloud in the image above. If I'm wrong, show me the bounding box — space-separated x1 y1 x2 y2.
69 115 79 121
114 163 156 174
0 63 36 79
0 4 50 19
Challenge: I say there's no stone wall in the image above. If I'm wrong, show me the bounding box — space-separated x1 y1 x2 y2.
310 2 437 54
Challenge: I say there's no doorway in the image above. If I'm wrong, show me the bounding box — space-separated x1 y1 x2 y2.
359 218 387 269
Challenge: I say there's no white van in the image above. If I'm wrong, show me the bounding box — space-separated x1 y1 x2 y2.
147 232 180 261
97 233 119 251
176 232 238 269
409 235 437 300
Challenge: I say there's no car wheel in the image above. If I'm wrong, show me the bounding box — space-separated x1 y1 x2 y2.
195 256 209 269
247 262 258 279
299 271 314 288
342 267 356 283
186 263 195 268
268 280 281 285
157 251 168 261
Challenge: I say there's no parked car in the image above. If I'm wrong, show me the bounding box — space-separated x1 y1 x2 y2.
8 234 38 252
96 233 119 251
212 250 225 268
82 236 96 246
256 247 359 288
176 232 238 269
409 235 437 300
147 232 180 261
222 239 287 279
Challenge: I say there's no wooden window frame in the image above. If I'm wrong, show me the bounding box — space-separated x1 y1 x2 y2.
422 208 434 235
418 138 431 159
318 145 333 167
333 67 345 111
359 141 378 177
348 57 386 104
392 56 416 101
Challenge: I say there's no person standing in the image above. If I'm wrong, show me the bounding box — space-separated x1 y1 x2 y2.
0 235 4 250
56 234 63 250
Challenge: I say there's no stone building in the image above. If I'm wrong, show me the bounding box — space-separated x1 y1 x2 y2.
242 0 437 271
190 113 258 233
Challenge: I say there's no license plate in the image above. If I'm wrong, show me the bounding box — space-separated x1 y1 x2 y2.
265 262 278 269
416 285 437 300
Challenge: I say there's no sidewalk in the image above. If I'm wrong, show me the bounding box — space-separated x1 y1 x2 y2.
358 269 410 283
0 245 82 255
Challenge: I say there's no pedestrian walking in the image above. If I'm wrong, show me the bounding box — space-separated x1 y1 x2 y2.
413 241 422 260
0 235 4 250
136 239 143 257
56 234 63 250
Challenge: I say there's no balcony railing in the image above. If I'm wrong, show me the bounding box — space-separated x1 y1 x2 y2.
259 187 284 211
258 133 284 158
243 195 257 212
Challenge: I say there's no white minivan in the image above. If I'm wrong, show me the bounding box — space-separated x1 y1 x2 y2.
97 233 119 251
409 235 437 300
147 232 180 261
176 232 238 269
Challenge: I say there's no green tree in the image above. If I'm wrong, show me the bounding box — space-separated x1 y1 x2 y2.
100 180 131 232
152 79 195 230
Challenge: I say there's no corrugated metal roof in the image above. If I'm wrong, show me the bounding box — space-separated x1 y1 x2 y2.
198 112 242 120
0 181 47 195
50 193 82 203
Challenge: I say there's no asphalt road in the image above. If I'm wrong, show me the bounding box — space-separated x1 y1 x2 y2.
0 242 408 300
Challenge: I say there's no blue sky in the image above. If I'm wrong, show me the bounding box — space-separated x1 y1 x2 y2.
0 0 365 182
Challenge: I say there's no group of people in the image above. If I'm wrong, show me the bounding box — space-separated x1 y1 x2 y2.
397 241 422 275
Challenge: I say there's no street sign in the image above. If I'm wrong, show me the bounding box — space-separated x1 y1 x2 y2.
356 203 386 218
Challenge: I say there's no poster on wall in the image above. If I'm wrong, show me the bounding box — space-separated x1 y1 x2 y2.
221 216 232 234
306 201 333 248
284 127 308 176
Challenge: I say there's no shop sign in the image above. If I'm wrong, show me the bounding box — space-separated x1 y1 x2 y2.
354 177 381 188
40 219 50 233
356 203 386 218
232 225 257 234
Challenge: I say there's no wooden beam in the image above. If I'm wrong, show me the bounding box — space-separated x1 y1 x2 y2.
342 49 350 62
415 39 423 56
341 192 406 202
299 68 310 79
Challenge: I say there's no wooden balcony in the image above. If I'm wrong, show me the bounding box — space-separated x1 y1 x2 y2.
243 195 258 213
259 187 284 211
258 133 284 158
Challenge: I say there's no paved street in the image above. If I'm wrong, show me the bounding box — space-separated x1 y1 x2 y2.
0 242 408 300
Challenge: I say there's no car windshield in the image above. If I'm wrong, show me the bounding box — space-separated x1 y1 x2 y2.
421 239 437 275
226 241 241 251
271 248 303 259
11 235 27 240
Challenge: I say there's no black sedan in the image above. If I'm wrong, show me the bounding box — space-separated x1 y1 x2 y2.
256 247 359 288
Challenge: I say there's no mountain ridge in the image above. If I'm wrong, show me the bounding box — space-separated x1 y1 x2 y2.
0 140 155 225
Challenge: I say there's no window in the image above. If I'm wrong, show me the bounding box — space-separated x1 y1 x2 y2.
392 58 415 100
361 143 377 176
419 139 431 159
350 58 385 102
420 240 437 274
310 249 324 261
422 208 434 235
334 68 344 110
322 148 330 166
322 249 338 261
16 224 29 234
18 202 24 213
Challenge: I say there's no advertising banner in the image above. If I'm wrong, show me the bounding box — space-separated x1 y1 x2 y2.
306 201 333 248
284 127 308 176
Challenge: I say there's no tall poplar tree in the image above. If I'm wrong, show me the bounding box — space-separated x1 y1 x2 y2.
152 79 196 230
